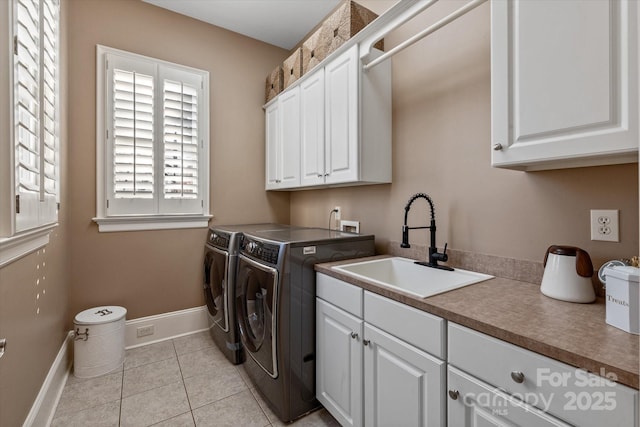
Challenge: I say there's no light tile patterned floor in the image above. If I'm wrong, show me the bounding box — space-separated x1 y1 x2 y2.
52 331 340 427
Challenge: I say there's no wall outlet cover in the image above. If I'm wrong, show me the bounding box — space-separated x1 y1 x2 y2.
590 209 619 242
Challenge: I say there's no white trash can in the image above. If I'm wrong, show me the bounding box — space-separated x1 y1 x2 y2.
74 306 127 378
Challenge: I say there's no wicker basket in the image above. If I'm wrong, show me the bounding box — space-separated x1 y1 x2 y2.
283 48 303 89
265 66 283 103
302 1 382 75
302 27 329 74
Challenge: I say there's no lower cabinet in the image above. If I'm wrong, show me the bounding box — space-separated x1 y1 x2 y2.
448 322 638 427
316 274 639 427
448 366 570 427
316 298 363 427
363 323 445 427
316 273 445 427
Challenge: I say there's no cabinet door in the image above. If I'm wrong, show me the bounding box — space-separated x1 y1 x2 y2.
316 299 364 427
300 69 326 187
278 87 301 188
264 101 280 190
448 366 570 427
492 0 638 170
325 46 359 184
364 323 445 427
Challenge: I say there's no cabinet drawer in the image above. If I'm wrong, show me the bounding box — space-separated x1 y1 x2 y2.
316 273 363 317
448 366 570 426
364 291 445 359
448 323 638 426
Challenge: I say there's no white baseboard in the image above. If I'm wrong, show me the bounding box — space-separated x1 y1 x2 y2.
23 331 73 427
124 305 209 349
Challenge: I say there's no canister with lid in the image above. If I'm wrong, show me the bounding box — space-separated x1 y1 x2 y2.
73 306 127 378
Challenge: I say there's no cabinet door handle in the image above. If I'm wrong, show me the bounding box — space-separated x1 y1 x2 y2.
493 143 503 151
448 389 459 400
510 371 525 383
350 332 358 340
324 173 330 177
363 339 370 346
317 174 323 178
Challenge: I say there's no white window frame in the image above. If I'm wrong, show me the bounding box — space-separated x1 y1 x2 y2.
94 45 211 232
0 0 60 268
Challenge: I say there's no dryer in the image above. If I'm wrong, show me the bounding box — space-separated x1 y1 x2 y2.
235 228 375 422
203 223 294 365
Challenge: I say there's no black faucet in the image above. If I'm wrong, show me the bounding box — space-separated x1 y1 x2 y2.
401 193 453 271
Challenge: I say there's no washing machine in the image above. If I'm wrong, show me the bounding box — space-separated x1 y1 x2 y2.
235 228 375 422
203 223 295 365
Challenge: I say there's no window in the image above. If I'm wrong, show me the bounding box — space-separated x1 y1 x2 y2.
0 0 60 267
94 46 210 232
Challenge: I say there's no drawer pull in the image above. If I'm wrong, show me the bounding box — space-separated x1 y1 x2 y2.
363 339 370 346
510 371 525 383
351 332 358 340
448 389 459 400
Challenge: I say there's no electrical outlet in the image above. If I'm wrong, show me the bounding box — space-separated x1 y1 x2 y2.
136 325 154 337
334 206 341 220
590 209 619 242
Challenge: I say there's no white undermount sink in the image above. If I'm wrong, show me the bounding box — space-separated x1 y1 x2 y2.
332 257 493 298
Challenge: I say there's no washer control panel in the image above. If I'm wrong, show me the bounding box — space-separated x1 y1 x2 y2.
207 230 230 250
242 237 280 265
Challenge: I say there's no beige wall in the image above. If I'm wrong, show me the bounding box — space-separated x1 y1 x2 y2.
0 1 71 425
66 0 290 320
290 1 639 270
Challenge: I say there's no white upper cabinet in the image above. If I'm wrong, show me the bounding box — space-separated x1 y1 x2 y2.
265 86 301 190
266 44 391 190
265 101 280 189
324 47 360 185
491 0 639 171
300 69 326 187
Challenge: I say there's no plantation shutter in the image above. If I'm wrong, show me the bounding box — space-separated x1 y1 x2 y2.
112 69 155 198
158 67 203 214
13 0 59 232
104 55 204 216
163 80 198 199
40 0 58 222
105 54 157 215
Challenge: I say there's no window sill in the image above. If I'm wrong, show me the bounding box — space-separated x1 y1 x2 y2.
92 215 212 232
0 223 58 268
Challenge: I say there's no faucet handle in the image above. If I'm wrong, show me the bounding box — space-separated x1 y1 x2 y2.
432 243 449 263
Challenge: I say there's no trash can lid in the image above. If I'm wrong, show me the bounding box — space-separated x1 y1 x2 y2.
75 306 127 325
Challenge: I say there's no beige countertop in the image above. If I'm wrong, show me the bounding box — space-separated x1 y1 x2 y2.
315 255 639 390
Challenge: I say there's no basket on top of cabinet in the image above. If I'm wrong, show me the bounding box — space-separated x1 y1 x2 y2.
283 48 303 89
265 65 283 103
265 0 384 102
302 0 383 74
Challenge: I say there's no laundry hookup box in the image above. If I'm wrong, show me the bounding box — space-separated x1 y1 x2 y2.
604 266 639 335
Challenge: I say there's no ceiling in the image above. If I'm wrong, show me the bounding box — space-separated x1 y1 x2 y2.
142 0 343 50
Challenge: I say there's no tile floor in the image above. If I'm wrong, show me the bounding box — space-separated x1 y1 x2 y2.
52 331 340 427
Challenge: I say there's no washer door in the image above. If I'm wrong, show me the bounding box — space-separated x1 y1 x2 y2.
236 254 279 378
204 247 229 332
